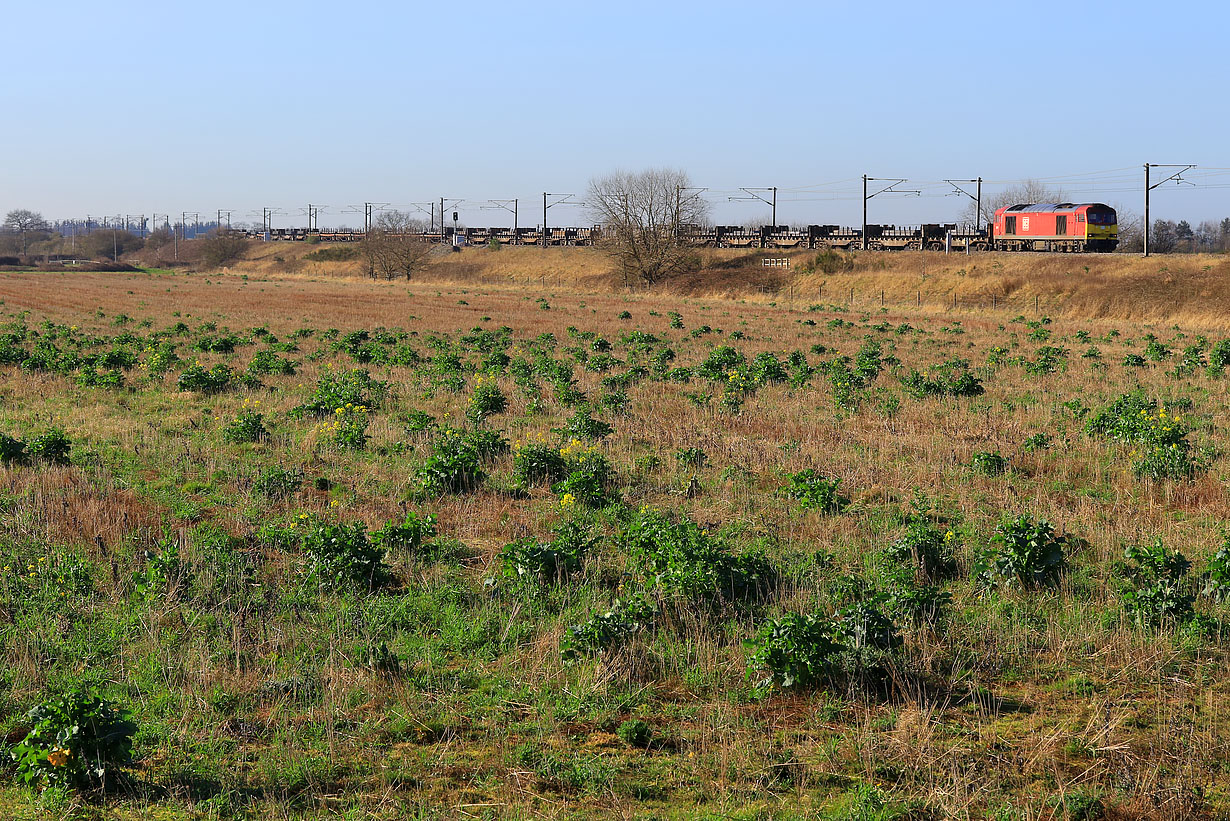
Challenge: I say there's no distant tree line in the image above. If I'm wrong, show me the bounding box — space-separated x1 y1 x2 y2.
1117 218 1230 254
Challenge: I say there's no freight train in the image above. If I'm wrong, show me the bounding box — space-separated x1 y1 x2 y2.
247 202 1118 253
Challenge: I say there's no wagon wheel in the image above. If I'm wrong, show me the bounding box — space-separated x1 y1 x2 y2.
926 241 944 251
905 240 923 251
971 242 989 252
868 241 885 251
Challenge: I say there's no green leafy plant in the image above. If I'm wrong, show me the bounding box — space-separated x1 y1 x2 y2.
748 611 844 690
321 405 369 450
177 362 232 394
370 512 438 555
293 369 388 417
563 408 613 441
561 592 655 661
616 719 652 748
978 515 1068 590
513 440 568 487
971 450 1007 476
620 508 774 605
900 359 984 398
301 520 389 591
254 466 302 498
223 410 267 443
467 375 508 423
780 469 847 514
10 686 136 790
886 516 957 580
1203 538 1230 603
247 349 296 376
417 427 486 495
1117 539 1195 628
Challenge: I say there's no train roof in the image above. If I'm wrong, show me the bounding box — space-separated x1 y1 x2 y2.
1000 202 1114 213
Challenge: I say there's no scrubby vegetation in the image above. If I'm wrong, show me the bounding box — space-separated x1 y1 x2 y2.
0 270 1228 818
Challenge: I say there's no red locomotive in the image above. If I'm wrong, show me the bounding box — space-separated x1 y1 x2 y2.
992 203 1118 252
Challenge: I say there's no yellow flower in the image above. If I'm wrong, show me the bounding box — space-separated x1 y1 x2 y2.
47 748 70 767
559 493 576 508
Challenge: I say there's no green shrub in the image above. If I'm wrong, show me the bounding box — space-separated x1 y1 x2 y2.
293 369 388 417
0 432 27 464
26 428 71 464
564 409 613 441
301 520 389 591
620 508 774 605
500 519 596 584
971 450 1007 476
322 406 369 450
417 428 486 495
748 612 844 690
513 440 568 487
617 719 652 748
978 515 1068 590
886 517 957 580
177 362 232 394
695 345 746 381
371 512 437 555
254 466 302 498
1203 539 1230 603
780 469 847 513
223 410 267 443
467 375 508 423
193 333 241 354
247 350 296 375
553 446 613 508
674 447 707 468
1117 539 1195 628
561 593 655 661
900 359 984 398
1086 392 1200 480
10 686 136 790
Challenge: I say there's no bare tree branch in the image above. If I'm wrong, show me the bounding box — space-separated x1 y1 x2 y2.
586 168 708 286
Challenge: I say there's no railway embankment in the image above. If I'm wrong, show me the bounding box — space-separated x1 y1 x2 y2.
212 241 1230 327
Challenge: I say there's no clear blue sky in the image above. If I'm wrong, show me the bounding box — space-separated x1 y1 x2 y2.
3 0 1227 229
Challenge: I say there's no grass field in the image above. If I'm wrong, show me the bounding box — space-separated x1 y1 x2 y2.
1 266 1229 819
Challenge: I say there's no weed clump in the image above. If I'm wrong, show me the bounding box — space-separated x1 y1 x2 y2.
10 686 136 790
977 515 1068 590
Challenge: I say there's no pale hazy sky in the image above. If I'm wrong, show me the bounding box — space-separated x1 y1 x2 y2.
3 0 1227 229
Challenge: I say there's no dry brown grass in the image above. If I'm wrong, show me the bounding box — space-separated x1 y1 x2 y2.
145 238 1230 329
1 268 1228 818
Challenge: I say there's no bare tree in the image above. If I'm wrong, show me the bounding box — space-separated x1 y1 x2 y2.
361 210 431 280
960 180 1069 226
3 209 49 255
587 168 708 286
